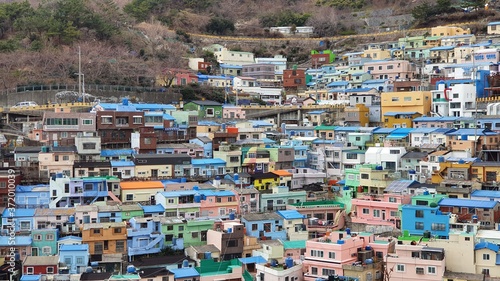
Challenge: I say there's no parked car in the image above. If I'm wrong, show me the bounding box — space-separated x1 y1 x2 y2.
12 101 38 108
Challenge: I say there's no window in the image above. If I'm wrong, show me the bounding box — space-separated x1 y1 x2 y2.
361 174 369 179
82 119 93 125
26 267 34 274
192 232 199 238
227 240 238 247
34 234 42 241
206 108 215 117
412 251 420 258
116 241 125 253
76 257 84 264
116 117 128 125
415 222 424 230
46 234 54 240
113 228 122 234
93 229 101 234
20 221 31 230
362 208 369 214
346 153 357 159
83 143 96 149
252 224 258 231
390 211 398 217
396 264 405 272
389 197 397 203
126 194 133 201
392 97 399 102
431 223 446 231
167 225 174 231
63 155 69 161
133 116 142 124
94 243 103 253
323 269 336 276
310 250 324 257
311 267 318 275
428 266 436 274
373 210 380 217
415 210 424 218
101 116 112 124
416 267 424 274
328 252 335 259
483 253 490 260
178 226 184 231
404 96 411 101
42 246 51 254
390 149 400 154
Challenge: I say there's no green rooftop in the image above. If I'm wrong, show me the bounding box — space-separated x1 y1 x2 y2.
108 275 140 280
196 259 242 277
282 240 306 250
290 200 344 208
314 125 337 130
398 230 429 242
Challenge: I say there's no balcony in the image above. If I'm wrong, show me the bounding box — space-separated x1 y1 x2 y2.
342 262 381 272
127 228 161 237
433 98 448 102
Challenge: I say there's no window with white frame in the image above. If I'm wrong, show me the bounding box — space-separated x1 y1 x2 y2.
47 267 54 273
328 252 335 259
26 267 34 274
396 264 405 272
42 246 51 254
362 208 369 214
373 210 380 217
126 194 133 201
427 266 436 274
20 221 31 230
483 254 490 260
310 250 324 257
416 267 424 274
311 267 318 275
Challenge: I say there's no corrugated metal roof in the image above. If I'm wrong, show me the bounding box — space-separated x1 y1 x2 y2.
438 198 498 209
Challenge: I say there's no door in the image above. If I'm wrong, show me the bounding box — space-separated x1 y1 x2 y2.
31 248 38 256
382 211 386 221
151 169 158 178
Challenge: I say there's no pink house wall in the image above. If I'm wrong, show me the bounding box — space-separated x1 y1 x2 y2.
351 194 411 226
223 107 246 119
200 195 240 217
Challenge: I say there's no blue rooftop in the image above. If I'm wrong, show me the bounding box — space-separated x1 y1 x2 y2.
430 46 455 51
20 275 42 281
373 128 396 134
2 208 35 217
410 128 438 133
471 190 500 198
110 160 135 167
308 110 325 114
251 120 274 127
334 126 360 132
0 236 31 246
362 79 388 84
59 244 89 251
384 111 418 116
58 236 82 242
238 256 267 264
327 81 349 87
475 241 499 252
276 210 305 220
141 204 165 213
192 158 226 165
446 129 498 136
438 198 498 209
169 267 200 278
101 149 135 157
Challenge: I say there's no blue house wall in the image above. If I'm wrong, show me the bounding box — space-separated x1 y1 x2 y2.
1 209 36 233
15 185 50 209
127 217 164 259
241 216 287 240
401 205 450 238
59 244 89 274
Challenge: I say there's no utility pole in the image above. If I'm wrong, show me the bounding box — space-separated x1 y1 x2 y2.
78 46 81 99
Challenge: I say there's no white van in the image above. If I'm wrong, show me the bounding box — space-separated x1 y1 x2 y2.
12 101 38 108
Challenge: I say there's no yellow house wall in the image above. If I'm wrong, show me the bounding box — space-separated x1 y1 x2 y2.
381 91 432 117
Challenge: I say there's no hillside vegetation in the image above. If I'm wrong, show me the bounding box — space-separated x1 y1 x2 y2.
0 0 496 92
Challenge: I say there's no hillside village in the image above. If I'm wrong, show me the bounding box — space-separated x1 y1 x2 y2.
6 22 500 281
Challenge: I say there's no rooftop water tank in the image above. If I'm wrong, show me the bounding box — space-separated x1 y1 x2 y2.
193 185 199 191
194 193 201 203
90 261 99 267
123 98 129 106
85 267 93 273
270 259 278 267
346 228 351 235
126 265 136 273
337 240 344 244
204 251 212 260
375 165 383 170
438 156 445 163
365 259 374 264
227 228 232 233
233 173 239 182
182 260 189 268
68 215 75 223
229 213 235 220
409 169 416 175
423 191 430 196
365 246 372 251
458 159 465 164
